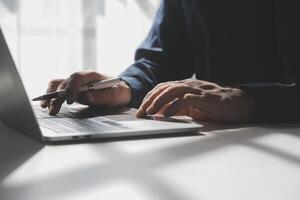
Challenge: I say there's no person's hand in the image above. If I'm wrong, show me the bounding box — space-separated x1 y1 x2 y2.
136 79 253 123
41 71 131 115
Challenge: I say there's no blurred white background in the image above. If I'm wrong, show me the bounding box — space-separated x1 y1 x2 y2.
0 0 160 98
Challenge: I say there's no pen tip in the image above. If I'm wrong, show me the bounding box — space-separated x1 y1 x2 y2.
32 97 43 101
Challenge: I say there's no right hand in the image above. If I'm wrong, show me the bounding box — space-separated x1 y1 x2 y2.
41 71 132 115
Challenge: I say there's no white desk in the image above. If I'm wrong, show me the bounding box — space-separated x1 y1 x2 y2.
1 122 300 200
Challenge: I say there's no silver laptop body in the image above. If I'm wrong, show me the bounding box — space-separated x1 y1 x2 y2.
0 28 202 143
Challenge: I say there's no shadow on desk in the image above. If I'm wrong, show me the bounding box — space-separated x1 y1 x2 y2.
1 122 300 200
0 122 43 181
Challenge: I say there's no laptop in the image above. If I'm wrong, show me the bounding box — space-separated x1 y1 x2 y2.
0 28 202 143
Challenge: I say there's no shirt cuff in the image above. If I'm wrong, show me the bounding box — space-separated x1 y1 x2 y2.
119 76 145 108
239 83 298 123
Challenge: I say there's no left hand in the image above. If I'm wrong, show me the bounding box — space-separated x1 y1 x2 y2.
136 79 253 123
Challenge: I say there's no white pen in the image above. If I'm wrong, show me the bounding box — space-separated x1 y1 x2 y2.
32 77 122 101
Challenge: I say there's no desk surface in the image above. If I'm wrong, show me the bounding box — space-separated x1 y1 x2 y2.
1 122 300 200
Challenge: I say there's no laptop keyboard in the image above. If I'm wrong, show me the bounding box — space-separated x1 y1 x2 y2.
33 105 129 134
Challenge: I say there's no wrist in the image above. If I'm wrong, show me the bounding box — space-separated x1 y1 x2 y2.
118 81 132 106
239 88 254 122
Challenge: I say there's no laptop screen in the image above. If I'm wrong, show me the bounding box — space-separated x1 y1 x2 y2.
0 28 42 141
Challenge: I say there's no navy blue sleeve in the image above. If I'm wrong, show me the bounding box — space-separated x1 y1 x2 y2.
241 25 300 123
119 0 194 108
241 81 300 123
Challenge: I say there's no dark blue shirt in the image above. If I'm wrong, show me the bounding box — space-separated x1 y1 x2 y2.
120 0 299 122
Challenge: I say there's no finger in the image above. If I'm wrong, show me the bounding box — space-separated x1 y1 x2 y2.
41 99 49 109
142 81 173 102
136 83 171 118
41 79 64 108
162 97 211 121
65 77 84 105
140 82 171 107
48 81 68 115
162 98 187 117
146 85 202 115
65 72 103 104
155 103 173 116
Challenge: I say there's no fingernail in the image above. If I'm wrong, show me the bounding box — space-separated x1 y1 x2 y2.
136 109 142 116
49 109 56 116
136 108 147 117
41 102 46 108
